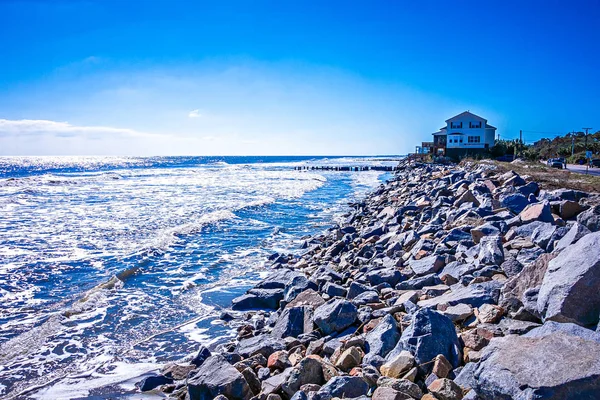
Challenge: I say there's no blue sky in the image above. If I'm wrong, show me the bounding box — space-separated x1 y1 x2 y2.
0 0 599 155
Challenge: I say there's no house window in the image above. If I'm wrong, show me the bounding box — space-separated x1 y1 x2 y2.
469 122 482 128
451 122 462 129
468 136 481 143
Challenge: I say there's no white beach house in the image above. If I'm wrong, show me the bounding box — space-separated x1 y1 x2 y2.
432 111 497 158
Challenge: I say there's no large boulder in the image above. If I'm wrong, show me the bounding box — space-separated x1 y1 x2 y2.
500 193 529 214
408 255 445 276
418 281 502 309
537 232 600 327
364 314 400 365
553 222 591 253
500 253 556 313
235 334 286 358
577 204 600 232
519 201 553 223
281 357 324 397
272 306 313 338
478 236 504 265
385 309 461 375
188 355 252 400
231 288 284 310
315 376 369 399
472 331 600 399
313 299 358 335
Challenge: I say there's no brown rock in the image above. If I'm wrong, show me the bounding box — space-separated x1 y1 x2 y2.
476 304 504 324
306 355 338 381
380 350 414 378
299 383 321 392
241 367 262 395
427 378 463 400
559 200 585 220
286 289 325 309
372 386 412 400
460 329 489 351
431 354 453 379
335 346 363 372
519 202 553 223
268 350 291 370
161 363 195 380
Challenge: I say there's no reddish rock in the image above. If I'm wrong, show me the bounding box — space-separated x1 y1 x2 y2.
267 351 291 370
432 354 453 378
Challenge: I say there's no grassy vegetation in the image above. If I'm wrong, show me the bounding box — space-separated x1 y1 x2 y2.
464 159 600 193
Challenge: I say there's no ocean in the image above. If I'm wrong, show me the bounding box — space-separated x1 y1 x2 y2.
0 155 398 399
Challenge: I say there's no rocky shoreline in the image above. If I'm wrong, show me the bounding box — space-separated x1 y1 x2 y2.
140 159 600 400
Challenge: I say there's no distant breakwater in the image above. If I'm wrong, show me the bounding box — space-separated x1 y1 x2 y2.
130 158 600 400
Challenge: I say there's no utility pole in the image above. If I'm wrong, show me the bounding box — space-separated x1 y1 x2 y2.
571 131 575 157
583 127 592 174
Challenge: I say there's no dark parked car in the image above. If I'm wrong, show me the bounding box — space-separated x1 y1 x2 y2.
592 159 600 168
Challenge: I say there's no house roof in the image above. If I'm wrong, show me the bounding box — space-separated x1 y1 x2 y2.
485 124 497 129
448 132 465 135
432 130 447 136
446 111 487 123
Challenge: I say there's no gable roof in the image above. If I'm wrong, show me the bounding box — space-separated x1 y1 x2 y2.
432 127 447 136
446 111 487 123
486 124 497 129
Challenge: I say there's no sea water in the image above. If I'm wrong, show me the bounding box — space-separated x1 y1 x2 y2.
0 156 398 399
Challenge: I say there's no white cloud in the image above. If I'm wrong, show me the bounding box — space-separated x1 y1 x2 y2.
188 109 201 118
0 119 162 139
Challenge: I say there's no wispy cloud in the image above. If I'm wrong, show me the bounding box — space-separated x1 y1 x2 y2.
0 119 163 139
188 109 202 118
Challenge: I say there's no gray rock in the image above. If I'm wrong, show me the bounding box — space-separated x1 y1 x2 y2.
138 375 174 392
254 269 305 290
322 282 347 298
281 357 324 397
364 314 400 365
454 362 477 390
396 273 442 290
315 376 369 400
499 254 523 277
351 290 379 306
313 299 358 335
377 377 423 398
442 303 473 322
366 269 403 286
500 193 529 214
408 254 445 276
537 232 600 326
191 345 212 367
232 288 284 310
362 224 385 239
235 334 286 358
525 321 600 343
530 222 557 250
472 331 600 399
554 222 592 252
577 204 600 232
386 308 461 374
440 261 479 280
471 223 501 244
516 246 545 266
418 281 502 309
272 306 313 338
188 355 252 400
284 275 318 303
347 281 372 299
478 236 504 265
